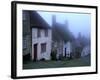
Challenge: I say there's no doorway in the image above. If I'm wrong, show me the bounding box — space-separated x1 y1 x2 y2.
33 44 37 61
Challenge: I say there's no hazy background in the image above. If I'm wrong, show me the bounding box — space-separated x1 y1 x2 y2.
38 11 91 38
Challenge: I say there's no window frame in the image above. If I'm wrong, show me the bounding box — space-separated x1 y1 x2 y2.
41 43 46 53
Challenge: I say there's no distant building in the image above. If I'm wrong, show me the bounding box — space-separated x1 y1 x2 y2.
52 15 73 59
70 38 83 58
81 45 90 57
23 11 52 61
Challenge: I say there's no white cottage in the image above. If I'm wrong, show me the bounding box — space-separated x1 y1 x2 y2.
23 11 52 61
32 28 52 61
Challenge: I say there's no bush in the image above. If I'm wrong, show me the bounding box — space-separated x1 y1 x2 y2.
70 52 73 59
51 51 57 60
40 58 45 61
23 53 30 61
58 54 63 60
75 47 82 58
67 57 71 60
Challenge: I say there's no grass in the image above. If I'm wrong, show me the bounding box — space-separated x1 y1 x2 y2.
23 56 90 69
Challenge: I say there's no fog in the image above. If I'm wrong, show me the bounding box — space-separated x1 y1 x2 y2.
38 11 91 38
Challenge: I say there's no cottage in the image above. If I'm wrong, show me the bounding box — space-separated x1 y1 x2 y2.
81 45 90 57
23 11 52 61
52 41 64 59
52 15 73 59
52 15 66 59
32 26 52 61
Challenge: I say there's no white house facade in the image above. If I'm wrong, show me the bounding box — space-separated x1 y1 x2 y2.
32 28 52 61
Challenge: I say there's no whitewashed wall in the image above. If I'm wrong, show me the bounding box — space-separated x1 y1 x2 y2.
32 28 52 60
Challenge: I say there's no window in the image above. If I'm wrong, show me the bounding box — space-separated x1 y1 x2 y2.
41 43 46 53
37 29 41 37
45 29 48 37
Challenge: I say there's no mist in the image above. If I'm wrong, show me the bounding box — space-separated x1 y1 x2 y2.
38 11 91 38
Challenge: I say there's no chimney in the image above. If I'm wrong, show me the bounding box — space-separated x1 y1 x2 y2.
52 15 56 26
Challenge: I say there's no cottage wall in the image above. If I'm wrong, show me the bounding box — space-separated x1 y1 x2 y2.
32 28 52 60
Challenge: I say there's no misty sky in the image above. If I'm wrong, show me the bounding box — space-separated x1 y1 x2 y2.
38 11 91 38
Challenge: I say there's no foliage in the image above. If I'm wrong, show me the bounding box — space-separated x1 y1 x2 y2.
40 58 45 61
51 51 57 60
58 54 63 60
23 57 90 69
75 47 83 58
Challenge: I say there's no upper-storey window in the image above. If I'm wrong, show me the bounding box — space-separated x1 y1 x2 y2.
41 43 46 53
45 29 48 37
37 29 41 38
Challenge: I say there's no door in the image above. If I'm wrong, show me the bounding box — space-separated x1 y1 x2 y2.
33 44 37 61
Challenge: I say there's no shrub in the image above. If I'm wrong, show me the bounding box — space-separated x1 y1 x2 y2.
75 47 82 58
51 51 57 60
58 54 63 60
40 58 45 61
